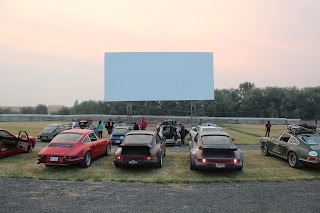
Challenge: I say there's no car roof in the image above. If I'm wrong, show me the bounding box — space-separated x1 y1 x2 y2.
199 130 230 137
47 123 64 127
198 126 219 129
60 129 93 135
126 130 156 136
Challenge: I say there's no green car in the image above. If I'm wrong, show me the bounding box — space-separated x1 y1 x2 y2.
260 125 320 168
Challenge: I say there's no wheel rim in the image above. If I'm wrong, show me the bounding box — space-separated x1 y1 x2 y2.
290 153 296 166
159 155 163 166
86 152 91 166
261 144 267 155
28 142 33 152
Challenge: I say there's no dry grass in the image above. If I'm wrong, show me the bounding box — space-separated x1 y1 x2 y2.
1 149 320 183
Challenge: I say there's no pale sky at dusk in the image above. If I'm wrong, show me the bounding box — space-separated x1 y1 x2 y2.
1 0 319 106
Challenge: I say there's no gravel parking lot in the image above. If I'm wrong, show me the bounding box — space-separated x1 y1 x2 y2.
1 178 320 213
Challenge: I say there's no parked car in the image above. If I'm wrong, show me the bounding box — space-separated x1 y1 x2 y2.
260 124 320 168
200 123 223 130
77 120 99 137
189 130 244 171
114 130 166 168
156 120 177 131
0 128 36 158
110 125 132 145
37 129 112 168
190 125 222 139
37 124 67 142
158 125 181 146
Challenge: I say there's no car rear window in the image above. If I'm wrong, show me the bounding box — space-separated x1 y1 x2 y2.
201 135 231 146
51 133 82 143
299 134 320 145
43 126 57 131
124 134 153 144
113 128 128 135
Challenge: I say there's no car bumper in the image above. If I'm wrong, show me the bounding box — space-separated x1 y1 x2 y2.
195 161 243 170
37 155 83 165
114 159 158 167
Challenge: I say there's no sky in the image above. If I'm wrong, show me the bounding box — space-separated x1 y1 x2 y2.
1 0 320 106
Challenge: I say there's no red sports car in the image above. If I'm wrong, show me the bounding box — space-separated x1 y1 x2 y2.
37 129 112 168
0 128 36 158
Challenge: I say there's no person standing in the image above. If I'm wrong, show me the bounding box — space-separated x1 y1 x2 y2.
97 121 104 138
265 121 271 137
180 125 189 145
133 122 140 130
71 120 76 129
140 117 147 130
105 119 114 135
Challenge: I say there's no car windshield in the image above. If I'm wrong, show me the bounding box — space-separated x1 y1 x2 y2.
113 128 128 135
201 135 231 146
124 134 153 144
43 126 57 131
51 133 82 143
298 134 320 145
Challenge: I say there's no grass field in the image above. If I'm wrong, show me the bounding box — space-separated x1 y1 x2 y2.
1 121 319 183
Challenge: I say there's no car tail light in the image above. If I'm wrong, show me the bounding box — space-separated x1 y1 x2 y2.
307 157 318 161
115 156 124 160
197 159 207 163
233 159 239 163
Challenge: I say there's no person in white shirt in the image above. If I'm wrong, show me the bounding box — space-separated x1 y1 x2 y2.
71 120 76 129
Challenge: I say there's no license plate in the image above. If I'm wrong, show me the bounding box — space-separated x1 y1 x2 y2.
216 163 225 168
50 156 59 162
129 160 138 165
115 140 120 143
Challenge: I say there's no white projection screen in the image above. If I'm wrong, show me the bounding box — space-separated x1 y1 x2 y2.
104 52 214 102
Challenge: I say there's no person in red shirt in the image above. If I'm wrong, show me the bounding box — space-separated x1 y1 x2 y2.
140 117 147 130
265 121 271 137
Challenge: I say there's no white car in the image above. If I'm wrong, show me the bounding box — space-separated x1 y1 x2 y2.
201 123 223 130
190 125 222 139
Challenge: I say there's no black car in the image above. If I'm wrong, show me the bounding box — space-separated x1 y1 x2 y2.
110 126 132 145
189 130 244 171
37 124 67 142
114 130 166 168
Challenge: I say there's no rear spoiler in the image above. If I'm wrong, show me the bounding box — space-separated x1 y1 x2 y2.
201 145 238 151
118 143 152 148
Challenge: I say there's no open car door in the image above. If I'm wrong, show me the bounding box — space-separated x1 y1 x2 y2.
17 131 30 151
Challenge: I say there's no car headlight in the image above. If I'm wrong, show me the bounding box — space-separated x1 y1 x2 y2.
120 136 124 141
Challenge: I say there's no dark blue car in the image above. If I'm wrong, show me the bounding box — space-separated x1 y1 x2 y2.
110 126 132 145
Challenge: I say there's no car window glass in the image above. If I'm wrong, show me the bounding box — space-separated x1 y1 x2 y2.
83 135 91 143
288 137 299 145
89 133 98 141
202 135 231 145
280 133 291 142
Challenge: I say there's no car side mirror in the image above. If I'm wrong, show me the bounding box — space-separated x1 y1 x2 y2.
231 138 235 142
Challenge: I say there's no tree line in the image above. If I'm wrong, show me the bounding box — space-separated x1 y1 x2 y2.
1 82 319 120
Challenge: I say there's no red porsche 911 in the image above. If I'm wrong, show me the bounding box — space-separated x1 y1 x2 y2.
0 128 36 158
37 129 111 168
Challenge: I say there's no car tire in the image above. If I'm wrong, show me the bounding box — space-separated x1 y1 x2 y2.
190 157 197 170
288 151 300 168
80 151 92 168
261 142 270 156
28 141 34 153
156 152 163 168
105 144 111 156
163 147 166 157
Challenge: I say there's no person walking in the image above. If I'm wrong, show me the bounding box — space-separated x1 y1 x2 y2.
140 117 147 130
105 119 114 135
265 121 271 137
97 121 104 138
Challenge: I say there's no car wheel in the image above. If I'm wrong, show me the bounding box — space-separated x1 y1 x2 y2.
163 148 166 157
28 141 34 153
80 151 92 168
190 156 197 170
156 152 163 168
288 151 300 168
105 144 111 156
261 142 270 156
